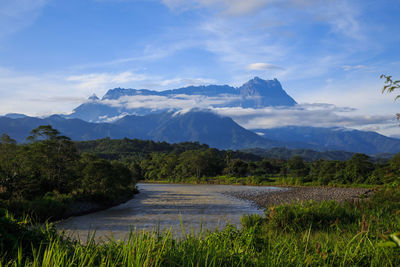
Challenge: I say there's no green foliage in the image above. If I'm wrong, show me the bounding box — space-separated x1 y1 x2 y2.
379 232 400 248
344 153 374 184
381 74 400 100
69 133 399 187
2 189 400 266
225 159 249 177
264 201 362 231
381 74 400 122
0 208 56 261
243 147 356 161
0 126 137 221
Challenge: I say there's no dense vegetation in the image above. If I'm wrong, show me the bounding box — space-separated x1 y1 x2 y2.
1 125 400 265
243 147 358 161
1 187 399 266
0 126 137 221
75 137 400 186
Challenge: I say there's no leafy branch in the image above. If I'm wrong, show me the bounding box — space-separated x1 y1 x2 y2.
381 74 400 121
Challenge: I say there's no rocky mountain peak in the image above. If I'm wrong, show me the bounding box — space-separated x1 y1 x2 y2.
238 77 296 107
88 94 99 101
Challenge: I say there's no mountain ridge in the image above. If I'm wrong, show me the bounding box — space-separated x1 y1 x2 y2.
1 111 400 155
255 126 400 155
0 110 281 150
68 77 296 122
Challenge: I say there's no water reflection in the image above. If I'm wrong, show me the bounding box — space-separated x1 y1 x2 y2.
58 183 283 240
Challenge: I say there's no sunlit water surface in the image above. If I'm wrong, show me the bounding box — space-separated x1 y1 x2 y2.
58 183 284 241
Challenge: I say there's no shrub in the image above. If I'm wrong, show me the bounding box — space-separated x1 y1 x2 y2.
0 209 55 260
264 201 362 231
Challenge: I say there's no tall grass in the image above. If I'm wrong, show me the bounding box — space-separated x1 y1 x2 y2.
1 225 399 266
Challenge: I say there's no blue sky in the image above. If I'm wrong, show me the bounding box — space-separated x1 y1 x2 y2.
0 0 399 136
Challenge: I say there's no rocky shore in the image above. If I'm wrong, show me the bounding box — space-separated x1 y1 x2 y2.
224 186 376 209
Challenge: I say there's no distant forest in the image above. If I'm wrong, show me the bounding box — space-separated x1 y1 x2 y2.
75 134 400 186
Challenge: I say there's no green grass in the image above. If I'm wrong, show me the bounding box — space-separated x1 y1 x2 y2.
142 175 378 188
1 187 400 266
1 225 399 266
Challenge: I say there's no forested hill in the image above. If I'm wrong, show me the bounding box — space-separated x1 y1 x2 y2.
243 147 357 161
75 138 364 162
0 111 279 150
2 112 400 154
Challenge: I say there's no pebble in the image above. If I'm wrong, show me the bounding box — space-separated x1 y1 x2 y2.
224 186 375 209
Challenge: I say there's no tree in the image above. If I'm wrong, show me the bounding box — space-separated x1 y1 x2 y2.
25 125 79 193
344 153 374 184
0 134 18 191
81 158 114 195
226 159 249 177
0 134 17 177
287 156 309 178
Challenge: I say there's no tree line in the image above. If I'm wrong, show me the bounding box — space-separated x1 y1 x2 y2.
72 133 400 185
133 150 400 185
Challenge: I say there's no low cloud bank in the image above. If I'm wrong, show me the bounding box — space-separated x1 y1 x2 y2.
91 93 396 133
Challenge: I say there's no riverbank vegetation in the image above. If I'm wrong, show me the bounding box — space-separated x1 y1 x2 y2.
76 137 400 187
0 126 137 221
1 186 399 266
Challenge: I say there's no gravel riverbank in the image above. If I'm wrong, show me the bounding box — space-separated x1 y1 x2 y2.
224 186 376 209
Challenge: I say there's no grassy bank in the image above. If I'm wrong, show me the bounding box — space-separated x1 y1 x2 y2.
1 186 399 266
0 186 138 222
141 175 378 188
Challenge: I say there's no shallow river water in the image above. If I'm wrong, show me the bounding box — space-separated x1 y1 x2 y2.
58 183 284 240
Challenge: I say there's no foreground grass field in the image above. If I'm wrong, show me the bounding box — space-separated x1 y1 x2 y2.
1 187 399 266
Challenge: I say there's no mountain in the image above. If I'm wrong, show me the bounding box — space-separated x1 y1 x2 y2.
238 77 296 107
255 126 400 155
0 115 125 142
68 77 296 122
4 113 29 119
2 112 400 154
0 111 279 150
115 110 279 149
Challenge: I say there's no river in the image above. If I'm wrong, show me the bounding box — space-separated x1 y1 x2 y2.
58 183 284 241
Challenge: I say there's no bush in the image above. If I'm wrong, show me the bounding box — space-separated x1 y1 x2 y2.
241 214 263 228
3 192 70 221
264 201 362 231
0 209 55 260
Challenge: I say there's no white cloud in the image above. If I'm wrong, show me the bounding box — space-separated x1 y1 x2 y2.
1 64 397 136
212 104 395 130
296 77 399 116
0 66 232 116
247 63 283 71
162 0 272 15
85 87 397 136
102 94 241 112
0 68 86 116
66 72 149 91
159 78 217 87
198 16 287 82
162 0 362 38
342 65 368 71
67 71 220 92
